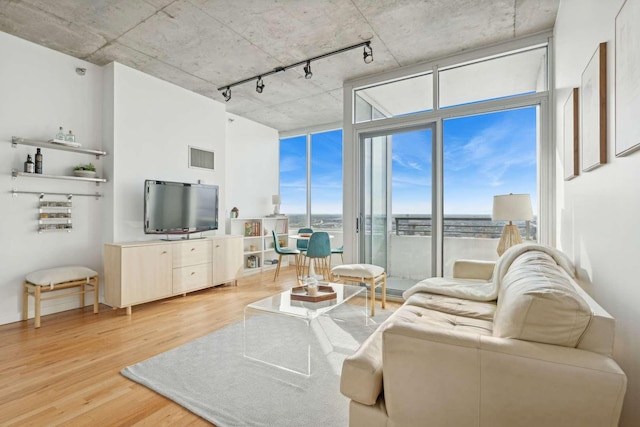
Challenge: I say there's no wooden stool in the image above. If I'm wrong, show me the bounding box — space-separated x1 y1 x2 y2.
331 264 386 316
23 266 99 328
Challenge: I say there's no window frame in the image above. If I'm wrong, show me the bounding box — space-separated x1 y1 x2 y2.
279 125 344 230
342 32 554 266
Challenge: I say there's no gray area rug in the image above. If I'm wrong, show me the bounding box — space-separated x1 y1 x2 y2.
122 304 389 427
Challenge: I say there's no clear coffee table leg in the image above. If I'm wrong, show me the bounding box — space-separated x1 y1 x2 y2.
243 306 312 376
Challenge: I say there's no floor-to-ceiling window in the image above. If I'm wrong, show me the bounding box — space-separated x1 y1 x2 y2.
279 135 307 230
442 107 538 275
279 129 344 236
346 35 551 290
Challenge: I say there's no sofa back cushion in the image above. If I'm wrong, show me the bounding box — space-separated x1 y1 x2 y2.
493 251 592 348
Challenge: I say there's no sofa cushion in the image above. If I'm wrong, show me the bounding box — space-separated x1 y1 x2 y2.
493 251 592 347
341 302 493 407
404 292 496 321
393 304 493 336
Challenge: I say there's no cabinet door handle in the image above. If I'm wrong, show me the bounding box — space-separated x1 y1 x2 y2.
191 248 196 251
191 271 196 275
161 251 167 254
216 245 220 248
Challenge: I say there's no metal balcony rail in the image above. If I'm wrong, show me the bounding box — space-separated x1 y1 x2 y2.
393 216 536 239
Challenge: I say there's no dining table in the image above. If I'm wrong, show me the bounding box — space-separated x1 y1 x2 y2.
288 233 334 281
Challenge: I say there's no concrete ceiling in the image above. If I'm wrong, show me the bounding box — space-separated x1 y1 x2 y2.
0 0 559 132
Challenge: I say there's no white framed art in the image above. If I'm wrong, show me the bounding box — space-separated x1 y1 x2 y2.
616 0 640 156
581 42 607 172
563 88 579 180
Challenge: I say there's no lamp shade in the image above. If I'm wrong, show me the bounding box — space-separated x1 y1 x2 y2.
492 194 533 221
272 194 281 205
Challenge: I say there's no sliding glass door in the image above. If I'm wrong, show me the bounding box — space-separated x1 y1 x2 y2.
360 125 435 295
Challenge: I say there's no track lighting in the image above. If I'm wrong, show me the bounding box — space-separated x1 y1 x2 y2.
222 87 231 102
363 42 373 64
217 41 373 101
304 61 313 79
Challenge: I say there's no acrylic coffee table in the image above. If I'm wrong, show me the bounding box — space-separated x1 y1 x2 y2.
243 282 367 376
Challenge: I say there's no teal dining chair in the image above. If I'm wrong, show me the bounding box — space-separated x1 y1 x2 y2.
296 228 314 251
331 245 344 264
303 232 331 280
272 230 300 281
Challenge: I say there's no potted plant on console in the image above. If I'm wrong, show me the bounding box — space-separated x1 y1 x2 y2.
73 163 96 178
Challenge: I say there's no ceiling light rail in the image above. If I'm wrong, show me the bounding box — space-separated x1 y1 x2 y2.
218 41 373 101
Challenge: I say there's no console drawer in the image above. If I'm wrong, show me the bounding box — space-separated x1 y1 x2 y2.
173 240 212 268
173 263 212 293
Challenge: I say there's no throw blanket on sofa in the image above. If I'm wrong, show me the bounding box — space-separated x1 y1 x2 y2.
404 243 576 302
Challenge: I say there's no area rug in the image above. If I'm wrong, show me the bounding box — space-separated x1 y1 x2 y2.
121 304 390 427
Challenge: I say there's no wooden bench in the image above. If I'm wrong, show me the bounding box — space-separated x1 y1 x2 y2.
23 266 99 328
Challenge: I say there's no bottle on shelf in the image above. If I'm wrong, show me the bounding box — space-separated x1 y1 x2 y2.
24 154 34 173
55 126 65 141
35 148 43 174
65 130 75 142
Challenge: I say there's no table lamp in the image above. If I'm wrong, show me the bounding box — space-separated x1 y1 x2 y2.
492 193 533 256
272 194 281 216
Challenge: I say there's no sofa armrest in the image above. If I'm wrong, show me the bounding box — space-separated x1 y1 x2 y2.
382 322 627 427
340 328 384 406
453 259 495 280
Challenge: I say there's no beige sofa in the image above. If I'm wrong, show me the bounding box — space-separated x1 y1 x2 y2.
340 244 627 427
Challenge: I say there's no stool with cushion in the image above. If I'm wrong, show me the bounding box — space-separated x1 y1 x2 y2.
23 266 99 328
331 264 386 316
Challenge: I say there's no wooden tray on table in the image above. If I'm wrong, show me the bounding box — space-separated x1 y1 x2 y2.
290 285 337 302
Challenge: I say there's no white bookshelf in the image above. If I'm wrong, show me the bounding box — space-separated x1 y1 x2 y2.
229 217 290 276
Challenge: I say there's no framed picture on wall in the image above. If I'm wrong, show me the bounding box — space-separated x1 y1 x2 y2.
581 42 607 172
563 88 579 180
615 0 640 156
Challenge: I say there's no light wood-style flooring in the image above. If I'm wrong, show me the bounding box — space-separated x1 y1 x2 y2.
0 267 398 426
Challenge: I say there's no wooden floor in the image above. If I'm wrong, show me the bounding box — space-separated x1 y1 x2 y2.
0 267 398 426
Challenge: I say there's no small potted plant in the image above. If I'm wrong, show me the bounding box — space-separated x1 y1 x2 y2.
73 163 96 178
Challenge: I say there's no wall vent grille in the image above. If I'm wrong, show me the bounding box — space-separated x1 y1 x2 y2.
189 146 214 171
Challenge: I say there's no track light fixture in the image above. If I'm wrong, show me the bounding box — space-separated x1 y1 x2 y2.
304 61 313 79
218 40 373 101
363 42 373 64
256 77 265 93
222 87 231 102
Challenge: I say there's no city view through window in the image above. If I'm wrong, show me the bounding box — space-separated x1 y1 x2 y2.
279 107 537 240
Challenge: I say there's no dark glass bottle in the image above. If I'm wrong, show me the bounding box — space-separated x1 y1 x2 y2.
35 148 43 174
24 154 35 173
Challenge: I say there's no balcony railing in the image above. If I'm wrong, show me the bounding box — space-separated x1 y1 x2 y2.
394 216 536 240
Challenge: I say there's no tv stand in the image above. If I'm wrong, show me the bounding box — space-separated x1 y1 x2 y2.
104 235 243 314
161 233 206 241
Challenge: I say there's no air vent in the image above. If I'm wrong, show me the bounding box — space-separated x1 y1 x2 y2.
189 146 214 171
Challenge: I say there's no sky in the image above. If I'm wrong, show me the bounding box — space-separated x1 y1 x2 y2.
279 106 537 216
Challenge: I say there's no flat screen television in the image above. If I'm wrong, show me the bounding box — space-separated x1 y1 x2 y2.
144 180 219 235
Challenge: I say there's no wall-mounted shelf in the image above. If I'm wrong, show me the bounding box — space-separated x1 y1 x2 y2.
12 170 107 184
11 137 107 158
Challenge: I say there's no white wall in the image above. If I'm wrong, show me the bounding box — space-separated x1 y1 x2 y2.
103 63 227 243
555 1 639 424
0 32 104 324
225 112 279 227
0 31 277 326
